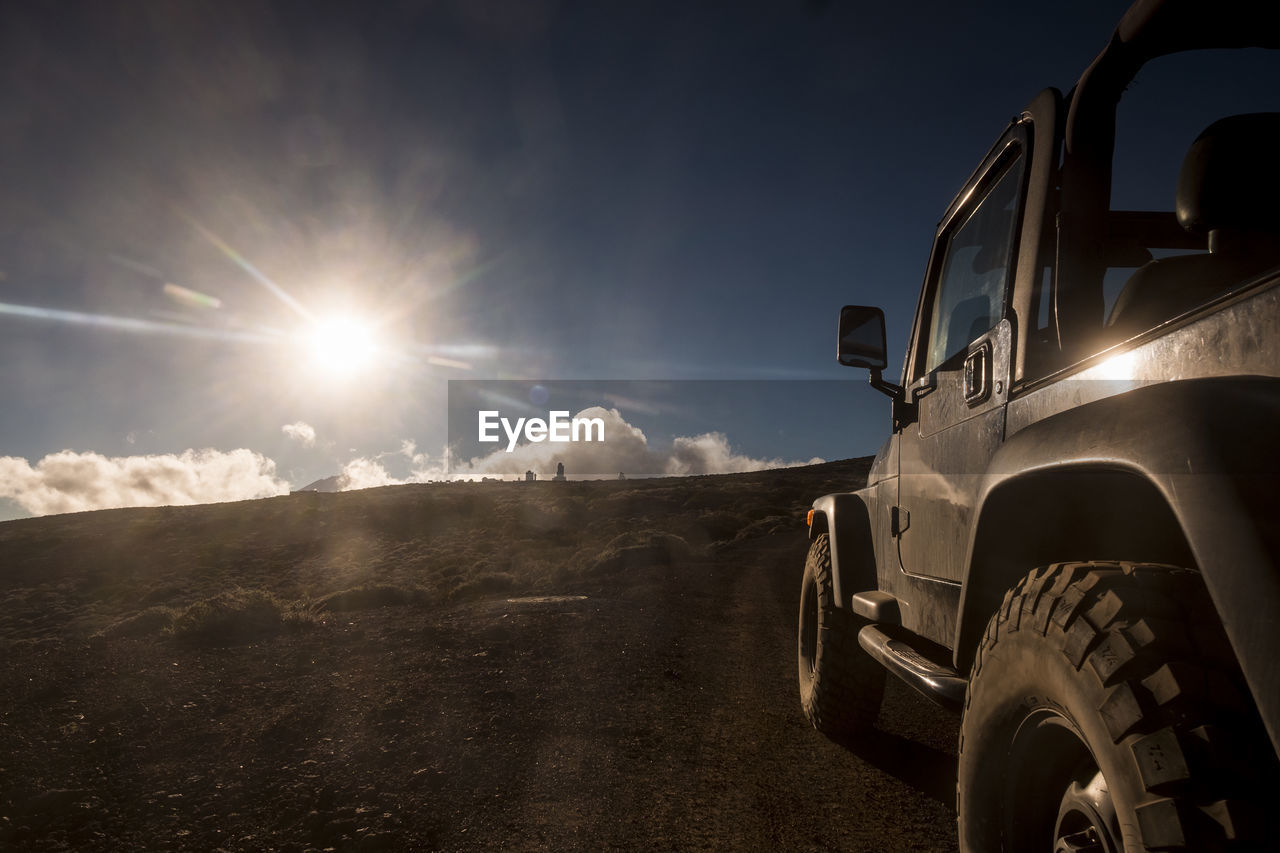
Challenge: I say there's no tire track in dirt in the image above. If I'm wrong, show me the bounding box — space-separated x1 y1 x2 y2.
427 548 962 850
657 551 961 851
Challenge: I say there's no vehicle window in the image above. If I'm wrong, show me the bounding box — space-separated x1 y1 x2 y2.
1111 49 1278 214
922 152 1022 374
1102 48 1279 329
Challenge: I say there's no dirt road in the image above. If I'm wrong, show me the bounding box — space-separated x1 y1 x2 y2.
479 549 964 852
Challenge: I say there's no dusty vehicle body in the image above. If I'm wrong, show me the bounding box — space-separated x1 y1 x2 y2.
798 1 1280 850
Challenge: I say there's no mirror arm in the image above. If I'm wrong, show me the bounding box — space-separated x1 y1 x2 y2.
868 369 903 399
870 369 918 431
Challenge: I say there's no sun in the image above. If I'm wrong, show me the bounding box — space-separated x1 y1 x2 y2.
301 314 380 377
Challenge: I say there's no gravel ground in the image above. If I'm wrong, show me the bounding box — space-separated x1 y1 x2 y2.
0 461 961 851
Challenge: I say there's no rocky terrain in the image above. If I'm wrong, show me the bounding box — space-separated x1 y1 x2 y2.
0 458 959 851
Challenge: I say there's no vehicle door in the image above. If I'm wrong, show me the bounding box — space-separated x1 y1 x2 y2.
895 131 1026 582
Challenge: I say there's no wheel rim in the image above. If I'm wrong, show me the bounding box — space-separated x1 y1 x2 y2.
1003 710 1122 853
1053 770 1119 853
800 576 819 677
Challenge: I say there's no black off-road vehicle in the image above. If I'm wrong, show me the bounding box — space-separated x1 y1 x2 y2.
798 2 1279 850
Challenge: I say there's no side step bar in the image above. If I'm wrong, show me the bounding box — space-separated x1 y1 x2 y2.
857 625 968 712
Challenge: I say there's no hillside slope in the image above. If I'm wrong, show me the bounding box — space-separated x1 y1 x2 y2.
0 458 960 851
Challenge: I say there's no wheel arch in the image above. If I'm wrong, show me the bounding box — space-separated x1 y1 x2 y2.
953 464 1193 677
953 378 1280 754
808 491 878 612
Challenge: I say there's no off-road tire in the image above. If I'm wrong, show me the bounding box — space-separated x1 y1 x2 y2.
797 533 885 737
958 561 1273 852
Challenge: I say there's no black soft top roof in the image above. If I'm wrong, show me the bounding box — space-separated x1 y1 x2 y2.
1066 0 1279 190
1074 0 1279 124
1114 0 1280 59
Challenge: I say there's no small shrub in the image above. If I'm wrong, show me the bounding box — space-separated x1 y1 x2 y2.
92 606 178 640
701 510 750 542
169 588 286 646
732 514 796 541
708 514 807 560
314 584 426 613
582 531 691 576
599 529 690 554
670 510 745 547
447 572 516 602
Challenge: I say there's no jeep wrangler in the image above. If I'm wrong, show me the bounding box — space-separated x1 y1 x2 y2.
798 2 1279 850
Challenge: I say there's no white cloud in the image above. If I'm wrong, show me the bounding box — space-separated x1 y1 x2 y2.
456 407 822 479
334 437 447 490
337 457 402 490
664 431 821 476
0 449 290 516
281 421 317 447
459 407 650 478
332 406 821 491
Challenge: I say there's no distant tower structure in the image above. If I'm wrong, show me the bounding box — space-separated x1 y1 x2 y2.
553 462 566 481
525 470 536 482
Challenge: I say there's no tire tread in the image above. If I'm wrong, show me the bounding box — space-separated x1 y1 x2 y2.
798 534 884 736
959 561 1274 852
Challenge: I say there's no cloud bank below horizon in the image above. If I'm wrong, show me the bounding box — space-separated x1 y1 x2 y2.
0 409 823 515
0 449 290 516
336 406 823 490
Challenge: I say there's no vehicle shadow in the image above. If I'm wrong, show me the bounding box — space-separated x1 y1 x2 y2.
831 728 958 809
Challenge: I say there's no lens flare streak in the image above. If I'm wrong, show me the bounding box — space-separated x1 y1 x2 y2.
163 282 223 310
0 301 274 344
173 207 314 322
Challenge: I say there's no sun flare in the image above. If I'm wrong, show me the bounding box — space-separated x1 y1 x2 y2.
301 315 379 377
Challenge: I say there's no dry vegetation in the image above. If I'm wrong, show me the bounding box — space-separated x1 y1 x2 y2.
0 460 866 647
0 457 962 852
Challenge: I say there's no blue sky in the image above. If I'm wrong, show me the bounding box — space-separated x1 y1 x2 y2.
4 0 1266 517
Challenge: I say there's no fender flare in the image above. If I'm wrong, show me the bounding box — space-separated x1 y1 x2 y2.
954 377 1280 751
809 491 878 612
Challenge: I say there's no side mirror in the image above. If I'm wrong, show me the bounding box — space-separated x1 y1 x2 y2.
838 305 903 400
838 305 888 370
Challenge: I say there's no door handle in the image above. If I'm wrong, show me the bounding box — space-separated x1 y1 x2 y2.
910 373 937 401
963 341 992 405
